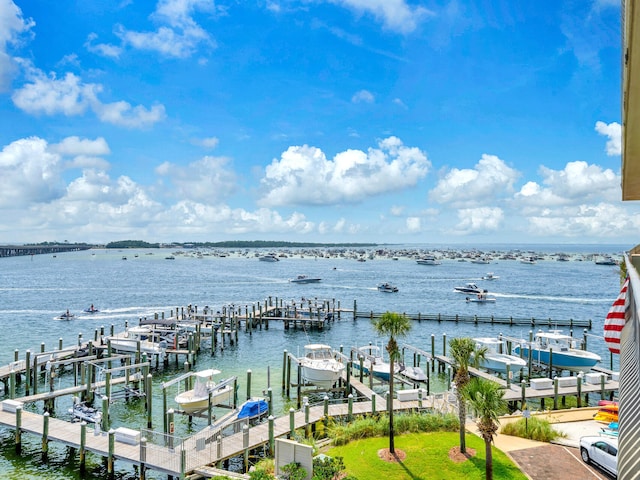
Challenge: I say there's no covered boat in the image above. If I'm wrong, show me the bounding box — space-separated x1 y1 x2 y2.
237 398 268 420
175 369 235 414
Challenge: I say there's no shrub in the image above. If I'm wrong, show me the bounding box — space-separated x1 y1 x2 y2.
500 417 566 442
280 462 307 480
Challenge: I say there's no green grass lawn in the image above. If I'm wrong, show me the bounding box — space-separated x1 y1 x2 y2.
326 432 528 480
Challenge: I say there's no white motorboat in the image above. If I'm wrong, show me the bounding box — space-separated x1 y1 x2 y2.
353 345 402 381
520 256 536 264
377 282 398 293
454 283 483 294
416 255 441 265
470 257 491 264
472 338 527 374
514 330 601 373
289 274 322 284
466 292 496 303
174 369 235 414
481 272 499 280
400 365 427 382
299 344 345 389
258 254 279 262
105 326 168 355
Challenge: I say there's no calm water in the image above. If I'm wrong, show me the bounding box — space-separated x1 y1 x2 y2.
0 244 628 478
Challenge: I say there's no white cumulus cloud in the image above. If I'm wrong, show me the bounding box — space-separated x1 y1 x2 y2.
259 136 430 206
0 0 35 91
331 0 434 34
595 121 621 156
429 154 518 206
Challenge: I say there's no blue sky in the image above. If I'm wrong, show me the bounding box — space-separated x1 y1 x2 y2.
0 0 630 245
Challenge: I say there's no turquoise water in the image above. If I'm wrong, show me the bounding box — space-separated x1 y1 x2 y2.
0 244 628 478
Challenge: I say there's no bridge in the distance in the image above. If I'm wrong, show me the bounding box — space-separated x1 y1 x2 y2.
0 244 92 257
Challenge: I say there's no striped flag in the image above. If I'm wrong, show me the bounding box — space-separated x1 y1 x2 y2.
604 277 629 354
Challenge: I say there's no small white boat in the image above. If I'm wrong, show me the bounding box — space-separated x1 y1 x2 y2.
353 345 401 381
466 292 496 303
175 369 235 414
258 254 279 262
470 257 491 264
416 255 441 265
514 330 601 373
473 338 527 374
299 344 345 389
400 365 427 382
289 274 322 284
454 283 483 294
520 256 536 264
377 282 398 293
481 272 499 280
106 326 168 355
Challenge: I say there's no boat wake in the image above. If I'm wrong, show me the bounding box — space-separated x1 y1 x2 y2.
493 292 612 304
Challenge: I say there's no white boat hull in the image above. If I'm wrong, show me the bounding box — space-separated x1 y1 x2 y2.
175 385 234 414
301 362 344 388
400 366 427 382
478 354 527 374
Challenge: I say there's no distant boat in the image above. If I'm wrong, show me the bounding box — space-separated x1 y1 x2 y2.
377 282 399 293
165 256 175 260
84 306 99 313
58 311 75 320
595 256 618 266
482 272 499 280
289 274 322 284
416 255 441 265
471 257 491 264
466 292 496 303
258 254 279 262
454 283 483 294
520 256 536 264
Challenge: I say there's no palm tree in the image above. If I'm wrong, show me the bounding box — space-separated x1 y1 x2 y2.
372 311 412 454
463 377 506 480
448 337 486 454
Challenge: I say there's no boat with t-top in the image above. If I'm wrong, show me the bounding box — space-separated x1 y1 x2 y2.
377 282 398 293
514 330 601 373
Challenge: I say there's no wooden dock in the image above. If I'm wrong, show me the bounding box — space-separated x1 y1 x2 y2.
0 376 455 478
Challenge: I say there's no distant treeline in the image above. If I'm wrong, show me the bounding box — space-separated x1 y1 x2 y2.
105 240 376 249
106 240 160 249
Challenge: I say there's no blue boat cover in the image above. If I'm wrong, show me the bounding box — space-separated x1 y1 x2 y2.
237 399 268 419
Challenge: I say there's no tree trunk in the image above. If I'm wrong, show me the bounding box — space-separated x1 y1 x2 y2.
458 389 466 454
485 437 493 480
389 357 395 454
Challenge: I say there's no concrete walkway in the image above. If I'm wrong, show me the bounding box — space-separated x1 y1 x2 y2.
467 408 615 479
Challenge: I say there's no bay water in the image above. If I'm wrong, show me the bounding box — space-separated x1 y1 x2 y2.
0 244 628 478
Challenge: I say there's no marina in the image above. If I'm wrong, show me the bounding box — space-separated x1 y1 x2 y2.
0 244 626 478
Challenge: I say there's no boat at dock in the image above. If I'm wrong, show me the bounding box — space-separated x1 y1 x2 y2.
353 345 402 381
399 365 427 382
513 330 601 373
472 337 527 374
289 274 322 284
299 344 345 388
174 369 236 414
105 326 168 355
377 282 398 293
68 398 101 423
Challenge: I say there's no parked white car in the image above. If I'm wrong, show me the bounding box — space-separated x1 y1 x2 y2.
580 435 618 478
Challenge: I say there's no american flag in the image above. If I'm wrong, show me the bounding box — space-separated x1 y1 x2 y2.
604 277 629 354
